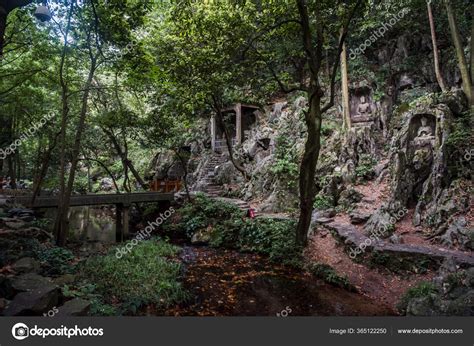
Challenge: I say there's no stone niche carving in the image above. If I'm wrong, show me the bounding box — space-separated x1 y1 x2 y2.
410 114 436 172
364 102 454 237
350 87 375 125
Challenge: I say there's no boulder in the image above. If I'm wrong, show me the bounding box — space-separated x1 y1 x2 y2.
406 296 439 316
191 227 213 245
338 188 363 208
56 298 91 317
12 257 41 274
0 274 14 299
389 234 404 244
10 273 53 292
349 211 371 225
0 298 9 313
18 215 35 222
3 285 59 316
3 273 60 316
466 268 474 287
445 290 474 316
4 220 26 230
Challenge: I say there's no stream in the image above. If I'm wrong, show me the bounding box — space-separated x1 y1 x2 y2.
146 245 395 316
64 207 395 316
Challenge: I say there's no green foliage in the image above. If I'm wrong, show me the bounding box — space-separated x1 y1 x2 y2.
370 251 433 274
446 110 474 178
321 121 338 137
80 240 187 311
313 194 333 210
171 193 242 238
62 283 118 316
355 154 377 181
171 195 301 266
307 263 355 291
35 246 75 276
237 218 301 266
29 218 52 230
271 135 299 189
397 282 438 314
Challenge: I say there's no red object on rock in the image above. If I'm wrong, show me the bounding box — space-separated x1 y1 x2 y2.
247 208 255 219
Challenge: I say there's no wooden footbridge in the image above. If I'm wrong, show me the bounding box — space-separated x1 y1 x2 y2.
9 192 175 242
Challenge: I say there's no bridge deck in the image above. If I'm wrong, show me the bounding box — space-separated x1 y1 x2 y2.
13 192 174 208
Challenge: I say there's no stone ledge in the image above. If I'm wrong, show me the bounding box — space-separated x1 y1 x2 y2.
323 222 474 268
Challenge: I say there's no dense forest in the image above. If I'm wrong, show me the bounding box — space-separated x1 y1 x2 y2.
0 0 472 317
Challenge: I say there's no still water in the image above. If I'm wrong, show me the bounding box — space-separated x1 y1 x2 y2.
44 206 116 243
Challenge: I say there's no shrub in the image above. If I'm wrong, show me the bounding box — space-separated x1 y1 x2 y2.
35 246 75 276
355 154 377 181
62 283 118 316
80 240 187 312
271 135 299 189
313 194 333 210
173 193 242 238
397 282 438 314
171 195 302 266
237 218 301 266
307 263 355 291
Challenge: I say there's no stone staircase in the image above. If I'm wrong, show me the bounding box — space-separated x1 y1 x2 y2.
200 154 228 197
215 197 251 213
196 154 255 215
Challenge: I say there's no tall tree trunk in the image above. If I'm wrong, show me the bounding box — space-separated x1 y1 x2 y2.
470 3 474 84
294 0 362 246
427 1 447 92
444 0 473 105
175 149 191 201
296 91 322 246
56 56 97 246
32 132 60 204
340 30 351 131
54 0 74 244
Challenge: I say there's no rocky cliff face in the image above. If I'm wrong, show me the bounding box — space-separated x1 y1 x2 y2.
150 31 472 251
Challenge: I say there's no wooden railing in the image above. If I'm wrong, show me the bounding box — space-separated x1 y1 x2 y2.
149 180 182 193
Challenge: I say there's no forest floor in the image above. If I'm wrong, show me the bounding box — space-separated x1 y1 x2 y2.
145 245 394 316
305 181 434 310
303 178 470 311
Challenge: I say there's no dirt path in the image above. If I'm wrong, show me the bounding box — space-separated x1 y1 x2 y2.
305 179 440 311
305 229 434 311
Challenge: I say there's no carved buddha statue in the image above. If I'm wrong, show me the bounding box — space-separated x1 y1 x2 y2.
356 96 372 116
352 96 373 124
416 117 434 139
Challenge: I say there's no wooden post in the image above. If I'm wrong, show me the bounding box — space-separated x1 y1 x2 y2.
340 30 352 131
116 203 123 242
235 103 242 145
235 103 242 144
210 115 216 151
123 204 130 239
